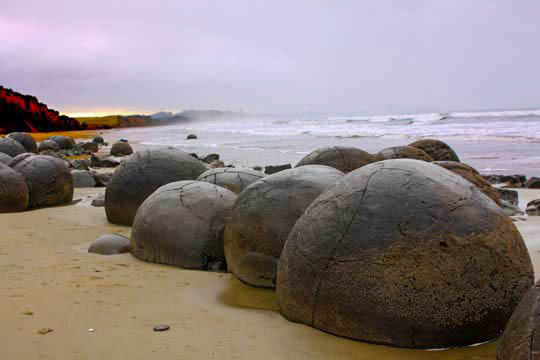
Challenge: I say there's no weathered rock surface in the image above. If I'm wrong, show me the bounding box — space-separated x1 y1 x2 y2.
496 280 540 359
377 146 434 162
6 132 38 153
526 177 540 189
12 155 73 207
105 147 208 225
296 146 377 173
0 137 26 157
0 163 29 212
47 135 75 150
38 139 60 152
526 199 540 216
110 141 133 156
501 200 525 217
131 181 236 270
264 164 292 175
277 159 533 348
90 154 121 168
225 165 344 288
197 167 266 194
91 194 105 207
409 139 460 162
71 170 96 188
88 234 130 255
433 161 500 205
79 142 98 153
496 188 519 206
7 153 35 168
0 152 12 165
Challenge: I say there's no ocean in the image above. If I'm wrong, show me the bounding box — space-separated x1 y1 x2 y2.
107 108 540 177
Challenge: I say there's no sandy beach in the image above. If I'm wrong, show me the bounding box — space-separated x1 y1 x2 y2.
0 182 538 359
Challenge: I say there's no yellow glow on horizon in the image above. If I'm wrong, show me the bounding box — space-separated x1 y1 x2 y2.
63 109 179 118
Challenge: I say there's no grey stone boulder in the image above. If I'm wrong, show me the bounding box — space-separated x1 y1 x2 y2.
377 145 434 162
47 135 75 149
497 280 540 359
13 155 73 208
131 181 237 270
501 200 525 217
110 141 133 156
526 177 540 189
80 142 98 153
6 132 38 153
91 194 105 207
0 163 29 212
264 164 291 175
409 139 460 162
0 152 12 165
88 234 130 255
71 170 96 188
296 146 377 173
7 153 35 168
197 167 266 194
38 139 60 152
277 159 533 348
105 147 208 225
90 154 121 168
526 199 540 216
186 134 197 140
224 165 344 288
0 137 26 157
496 188 519 206
92 136 105 144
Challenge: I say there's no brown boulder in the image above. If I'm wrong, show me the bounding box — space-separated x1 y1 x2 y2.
296 146 377 173
377 146 433 161
409 139 460 162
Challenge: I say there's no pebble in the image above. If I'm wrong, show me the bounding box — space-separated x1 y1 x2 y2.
22 310 34 315
38 328 53 335
153 324 170 332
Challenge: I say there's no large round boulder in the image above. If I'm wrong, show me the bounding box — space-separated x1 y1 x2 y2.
0 163 29 212
277 159 533 348
0 137 26 157
497 280 540 359
131 181 236 270
197 167 266 194
377 145 434 161
224 165 344 288
409 139 460 162
7 132 38 153
12 155 73 208
8 153 35 168
110 141 133 156
47 135 75 149
433 161 501 205
38 139 60 152
0 152 12 165
105 147 208 225
295 146 377 173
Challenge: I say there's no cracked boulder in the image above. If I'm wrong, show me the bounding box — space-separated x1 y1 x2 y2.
0 163 29 212
197 167 266 194
277 159 533 348
295 146 377 173
8 153 36 168
6 132 38 153
497 280 540 359
12 155 73 208
105 147 208 225
409 139 460 162
224 165 344 288
131 181 236 270
0 137 26 157
47 135 75 150
38 139 60 152
433 161 501 205
376 145 434 162
110 141 133 156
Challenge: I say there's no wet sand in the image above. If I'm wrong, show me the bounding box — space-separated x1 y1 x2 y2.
1 186 538 359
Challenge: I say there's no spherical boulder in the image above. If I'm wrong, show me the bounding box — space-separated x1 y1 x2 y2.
47 135 75 149
0 152 12 165
409 139 460 162
296 146 377 173
496 280 540 359
376 146 434 161
12 155 73 208
0 137 26 157
110 141 133 156
8 153 35 168
277 159 533 349
105 147 208 225
0 163 29 212
38 139 60 152
224 165 344 288
131 181 236 270
197 167 266 194
88 234 130 255
7 132 38 153
186 134 197 140
92 136 104 144
433 161 501 205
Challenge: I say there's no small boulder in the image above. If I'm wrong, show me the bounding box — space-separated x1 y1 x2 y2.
0 163 29 212
200 154 220 163
526 199 540 216
92 172 111 187
377 145 434 162
110 142 133 156
186 134 198 140
88 234 130 255
90 154 121 168
409 139 460 162
38 140 60 152
47 135 75 150
197 167 266 194
92 136 105 144
0 137 26 157
501 200 525 216
501 174 527 188
264 164 292 175
6 132 38 153
80 142 98 153
209 160 225 168
131 181 237 270
496 188 519 206
296 146 377 173
71 170 96 188
525 177 540 189
91 194 105 207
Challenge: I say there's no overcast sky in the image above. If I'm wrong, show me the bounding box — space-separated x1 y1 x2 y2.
1 1 539 115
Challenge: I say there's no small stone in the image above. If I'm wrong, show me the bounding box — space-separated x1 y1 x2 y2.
88 328 95 332
153 324 170 332
38 328 53 335
22 310 34 315
186 134 197 140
